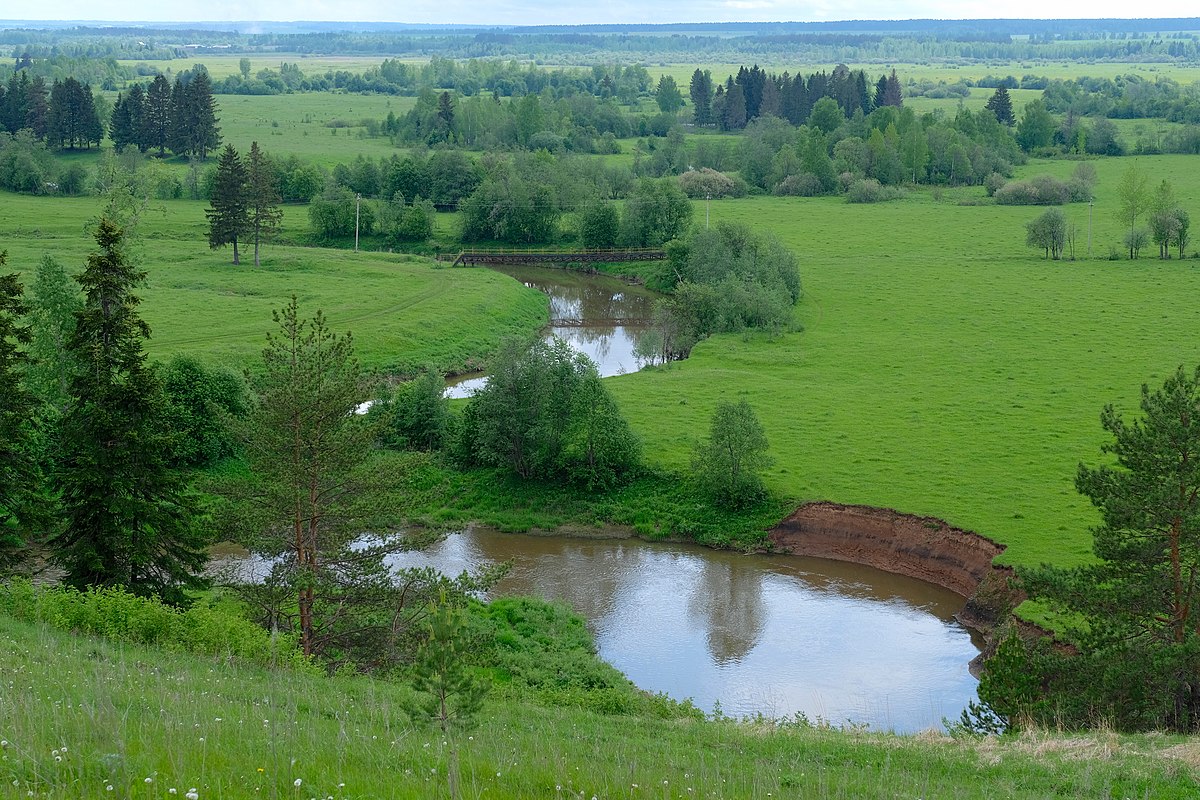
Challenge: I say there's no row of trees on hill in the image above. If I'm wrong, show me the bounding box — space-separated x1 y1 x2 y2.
110 68 220 159
0 64 220 158
0 72 105 150
689 64 902 131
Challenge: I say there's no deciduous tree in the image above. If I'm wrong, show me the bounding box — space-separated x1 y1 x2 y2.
0 252 37 572
692 399 773 509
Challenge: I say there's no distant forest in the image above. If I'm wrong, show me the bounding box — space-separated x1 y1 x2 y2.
3 18 1200 64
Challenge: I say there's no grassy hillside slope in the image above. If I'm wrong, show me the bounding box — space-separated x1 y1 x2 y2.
3 613 1199 799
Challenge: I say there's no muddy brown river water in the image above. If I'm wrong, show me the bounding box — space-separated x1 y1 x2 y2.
300 264 981 731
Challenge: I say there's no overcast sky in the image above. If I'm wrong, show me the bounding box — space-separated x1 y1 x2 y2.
6 0 1195 27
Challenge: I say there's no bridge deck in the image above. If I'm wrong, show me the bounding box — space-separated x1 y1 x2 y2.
450 249 666 267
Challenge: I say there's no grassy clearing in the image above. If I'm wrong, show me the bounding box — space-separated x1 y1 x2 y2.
609 154 1200 575
3 613 1199 800
0 194 546 376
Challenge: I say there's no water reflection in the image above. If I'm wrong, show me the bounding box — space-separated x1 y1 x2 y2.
688 559 766 666
386 526 981 732
445 266 657 399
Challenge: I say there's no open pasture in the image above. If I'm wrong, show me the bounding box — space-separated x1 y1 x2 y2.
0 194 545 375
610 154 1200 572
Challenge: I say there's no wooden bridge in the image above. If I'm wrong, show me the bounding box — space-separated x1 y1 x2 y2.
447 248 667 267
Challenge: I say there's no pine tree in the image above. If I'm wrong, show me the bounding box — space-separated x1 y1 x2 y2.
0 252 38 572
234 297 379 658
206 144 248 265
51 220 207 602
109 92 134 151
124 83 148 152
245 141 282 268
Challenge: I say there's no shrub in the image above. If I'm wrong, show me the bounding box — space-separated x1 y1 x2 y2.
0 580 315 672
774 172 824 197
994 175 1072 205
845 178 905 203
984 172 1007 197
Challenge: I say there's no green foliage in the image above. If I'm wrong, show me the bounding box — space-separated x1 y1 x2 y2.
464 337 640 487
1025 208 1068 259
308 185 373 240
618 177 693 247
985 85 1015 126
245 140 282 267
0 579 315 672
410 599 489 734
0 252 37 572
644 222 800 359
654 75 684 114
227 296 382 659
206 143 248 263
377 365 451 452
24 255 81 412
692 400 774 509
159 354 249 468
1006 366 1200 731
468 596 700 719
577 199 619 249
51 219 208 604
459 161 558 244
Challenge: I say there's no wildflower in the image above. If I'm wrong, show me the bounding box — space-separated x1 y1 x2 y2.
169 790 177 796
106 786 114 792
186 792 198 800
258 768 265 773
55 756 62 763
294 778 303 787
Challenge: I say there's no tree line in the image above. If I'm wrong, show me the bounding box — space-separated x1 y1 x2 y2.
109 67 220 159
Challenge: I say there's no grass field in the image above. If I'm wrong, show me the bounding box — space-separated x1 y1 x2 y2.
4 613 1199 799
608 154 1200 576
0 195 546 376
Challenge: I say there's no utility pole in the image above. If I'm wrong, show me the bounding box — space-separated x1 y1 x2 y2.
706 192 711 229
1088 200 1093 258
355 193 361 253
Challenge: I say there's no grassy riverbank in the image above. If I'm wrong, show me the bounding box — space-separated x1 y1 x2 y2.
610 154 1200 573
4 610 1200 799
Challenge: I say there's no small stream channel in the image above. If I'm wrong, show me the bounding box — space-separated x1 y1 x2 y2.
445 265 658 398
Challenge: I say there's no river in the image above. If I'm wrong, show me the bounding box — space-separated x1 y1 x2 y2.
388 526 980 733
445 265 658 398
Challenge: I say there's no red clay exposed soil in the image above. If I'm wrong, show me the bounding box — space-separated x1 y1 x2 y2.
769 502 1019 636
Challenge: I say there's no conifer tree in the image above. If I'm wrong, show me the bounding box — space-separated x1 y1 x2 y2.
689 68 713 126
0 252 37 572
51 219 207 602
985 86 1015 126
144 74 171 156
245 141 282 268
206 143 249 265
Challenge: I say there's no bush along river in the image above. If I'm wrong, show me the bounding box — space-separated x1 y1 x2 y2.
445 264 658 398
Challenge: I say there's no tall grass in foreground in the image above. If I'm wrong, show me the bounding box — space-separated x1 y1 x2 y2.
2 613 1200 799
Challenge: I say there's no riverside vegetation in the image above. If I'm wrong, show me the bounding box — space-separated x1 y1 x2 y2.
6 17 1200 795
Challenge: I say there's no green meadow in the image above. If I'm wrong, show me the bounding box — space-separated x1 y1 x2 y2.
608 154 1200 573
5 612 1200 800
0 195 545 375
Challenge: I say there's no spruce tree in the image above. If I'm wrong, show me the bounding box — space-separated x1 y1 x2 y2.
51 219 207 603
985 86 1015 126
144 74 171 156
186 69 220 159
206 144 249 265
0 252 37 572
245 141 282 267
689 68 713 126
